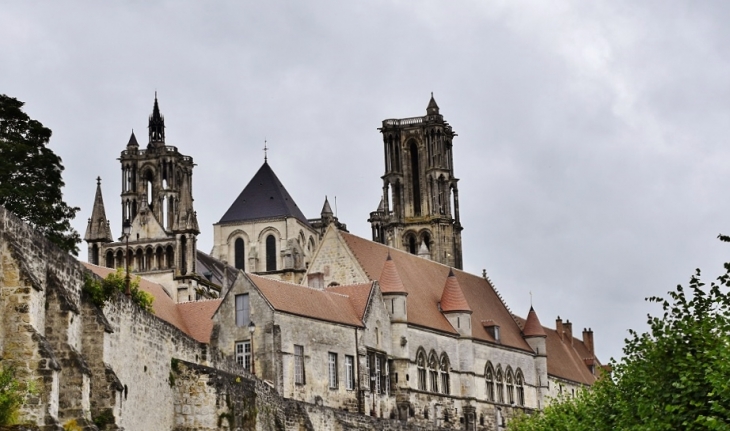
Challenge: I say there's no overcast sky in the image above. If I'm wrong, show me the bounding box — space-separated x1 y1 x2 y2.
4 1 730 362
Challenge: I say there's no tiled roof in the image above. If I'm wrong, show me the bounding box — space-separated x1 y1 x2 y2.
378 254 407 294
218 161 310 225
440 269 472 313
326 283 373 322
339 232 532 351
514 315 599 385
196 249 238 291
177 299 222 343
522 306 547 337
83 263 220 344
249 274 364 327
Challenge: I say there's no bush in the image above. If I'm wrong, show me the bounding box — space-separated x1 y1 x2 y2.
83 268 154 313
0 365 24 426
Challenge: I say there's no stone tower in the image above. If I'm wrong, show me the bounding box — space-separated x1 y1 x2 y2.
91 95 205 300
369 94 463 269
84 176 113 265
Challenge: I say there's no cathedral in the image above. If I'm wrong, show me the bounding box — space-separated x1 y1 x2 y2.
80 95 602 429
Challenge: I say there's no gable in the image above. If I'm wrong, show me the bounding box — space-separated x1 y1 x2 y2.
305 225 369 286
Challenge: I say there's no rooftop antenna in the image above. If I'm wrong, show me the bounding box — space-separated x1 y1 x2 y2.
334 196 338 217
263 139 268 162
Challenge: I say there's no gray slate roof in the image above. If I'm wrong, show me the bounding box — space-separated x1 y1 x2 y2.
218 161 310 225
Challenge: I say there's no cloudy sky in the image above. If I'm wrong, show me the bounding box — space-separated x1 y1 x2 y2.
3 1 730 362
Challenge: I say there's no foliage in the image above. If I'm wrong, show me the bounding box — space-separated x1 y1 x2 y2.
0 365 24 426
83 268 154 313
92 408 115 428
509 239 730 431
0 94 80 255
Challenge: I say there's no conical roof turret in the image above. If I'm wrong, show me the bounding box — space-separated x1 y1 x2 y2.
127 130 139 148
84 177 113 243
440 269 471 313
379 253 407 295
321 196 333 217
523 306 547 337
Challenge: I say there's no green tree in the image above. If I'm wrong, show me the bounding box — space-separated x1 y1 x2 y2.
0 365 24 425
509 239 730 431
83 268 154 313
0 94 80 255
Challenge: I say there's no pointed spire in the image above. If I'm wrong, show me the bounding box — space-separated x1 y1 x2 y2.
417 240 431 259
379 252 407 294
173 172 199 234
427 92 440 115
321 196 333 217
376 196 384 212
523 306 547 337
148 92 165 144
440 269 471 313
127 130 139 148
84 177 113 243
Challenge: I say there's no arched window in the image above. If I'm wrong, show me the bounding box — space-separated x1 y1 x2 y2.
145 248 153 271
234 238 245 270
417 351 427 391
515 370 525 406
440 354 450 395
496 366 504 403
105 250 114 268
506 368 515 404
180 235 187 275
166 245 174 270
485 362 495 402
409 141 421 216
266 234 276 271
428 352 439 393
115 250 124 268
135 249 144 271
406 233 417 254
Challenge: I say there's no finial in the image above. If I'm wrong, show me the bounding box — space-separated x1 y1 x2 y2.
530 291 533 307
263 139 268 162
96 176 101 186
431 91 433 98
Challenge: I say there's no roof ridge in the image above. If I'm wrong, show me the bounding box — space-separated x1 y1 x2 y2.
177 298 223 304
325 281 373 288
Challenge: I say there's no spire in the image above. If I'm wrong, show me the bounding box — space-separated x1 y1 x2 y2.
173 172 199 234
426 92 440 115
376 196 384 212
523 306 547 337
379 253 407 294
263 139 268 162
127 130 139 148
148 92 165 144
440 269 471 313
84 177 113 243
321 196 333 217
417 240 431 259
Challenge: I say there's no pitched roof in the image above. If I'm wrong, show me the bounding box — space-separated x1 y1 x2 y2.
522 306 547 337
82 263 220 344
440 269 471 313
325 283 373 322
196 249 238 291
338 232 532 351
249 274 365 327
84 177 113 242
378 254 407 294
218 161 309 225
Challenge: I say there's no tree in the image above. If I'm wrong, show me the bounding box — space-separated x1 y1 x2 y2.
509 238 730 431
0 94 80 255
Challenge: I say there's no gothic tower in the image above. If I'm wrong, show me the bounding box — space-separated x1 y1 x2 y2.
369 94 463 269
91 95 205 301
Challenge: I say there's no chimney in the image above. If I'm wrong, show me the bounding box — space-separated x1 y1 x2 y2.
582 327 594 354
307 272 324 290
564 320 573 346
555 316 563 340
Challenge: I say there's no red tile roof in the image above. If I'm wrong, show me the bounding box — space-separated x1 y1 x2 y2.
326 283 373 322
177 299 222 343
440 269 472 313
339 232 532 351
248 274 365 327
522 306 547 337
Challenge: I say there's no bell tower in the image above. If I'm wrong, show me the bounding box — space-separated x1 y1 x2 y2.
369 94 463 269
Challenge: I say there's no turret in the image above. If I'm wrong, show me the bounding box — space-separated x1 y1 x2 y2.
522 306 548 409
439 269 472 337
84 177 113 265
379 253 408 322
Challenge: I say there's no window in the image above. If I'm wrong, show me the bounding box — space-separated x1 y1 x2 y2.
235 341 251 371
368 351 388 395
417 351 427 391
428 353 439 393
496 367 504 403
485 362 495 401
516 370 525 406
294 345 305 385
440 355 450 395
328 352 338 389
234 238 245 270
506 368 514 404
235 294 249 327
266 234 276 271
345 355 355 390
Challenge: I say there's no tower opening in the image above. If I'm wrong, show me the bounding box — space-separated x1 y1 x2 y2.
145 170 154 210
408 234 417 254
181 235 187 275
410 141 421 216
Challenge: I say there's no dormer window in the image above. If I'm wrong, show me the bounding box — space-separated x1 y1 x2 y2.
483 321 501 343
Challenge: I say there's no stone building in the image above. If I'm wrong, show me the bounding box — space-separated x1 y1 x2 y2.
66 94 603 429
